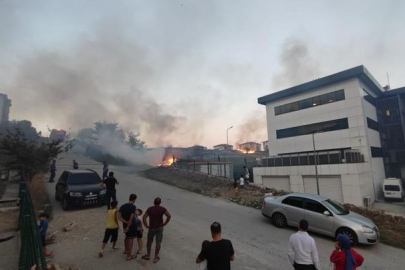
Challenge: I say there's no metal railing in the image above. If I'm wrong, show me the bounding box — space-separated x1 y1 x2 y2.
18 183 47 270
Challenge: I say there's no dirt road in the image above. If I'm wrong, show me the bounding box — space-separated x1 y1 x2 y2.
45 153 405 269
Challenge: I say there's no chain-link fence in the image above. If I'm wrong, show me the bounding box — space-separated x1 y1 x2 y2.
170 154 262 181
18 183 47 270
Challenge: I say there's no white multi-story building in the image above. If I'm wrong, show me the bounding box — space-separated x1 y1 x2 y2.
254 66 387 207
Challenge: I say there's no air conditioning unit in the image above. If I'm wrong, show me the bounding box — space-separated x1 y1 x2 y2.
363 196 372 208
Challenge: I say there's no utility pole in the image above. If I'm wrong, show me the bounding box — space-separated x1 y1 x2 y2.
227 126 233 149
312 132 320 195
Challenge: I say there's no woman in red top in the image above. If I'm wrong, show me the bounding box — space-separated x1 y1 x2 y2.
330 234 364 270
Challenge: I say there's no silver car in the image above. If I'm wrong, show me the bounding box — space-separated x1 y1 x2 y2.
262 193 379 245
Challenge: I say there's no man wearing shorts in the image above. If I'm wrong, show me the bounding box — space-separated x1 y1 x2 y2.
118 194 137 261
142 197 171 263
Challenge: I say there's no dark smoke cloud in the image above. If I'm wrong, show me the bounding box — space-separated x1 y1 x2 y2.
271 38 319 90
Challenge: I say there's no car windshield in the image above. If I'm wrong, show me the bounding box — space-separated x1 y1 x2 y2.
68 173 101 185
385 185 400 191
323 199 349 215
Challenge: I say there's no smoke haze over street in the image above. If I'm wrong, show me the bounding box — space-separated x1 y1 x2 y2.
2 0 405 147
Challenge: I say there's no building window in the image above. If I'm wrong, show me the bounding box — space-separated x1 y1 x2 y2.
276 118 349 139
274 89 345 116
299 155 309 165
367 117 379 132
371 147 383 158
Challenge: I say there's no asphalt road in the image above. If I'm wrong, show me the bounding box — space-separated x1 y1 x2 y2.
47 153 405 270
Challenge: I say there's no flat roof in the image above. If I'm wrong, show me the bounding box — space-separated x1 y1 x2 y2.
384 87 405 96
258 65 385 105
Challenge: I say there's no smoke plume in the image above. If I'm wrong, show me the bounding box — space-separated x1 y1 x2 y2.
272 38 319 89
7 29 192 147
97 131 165 165
235 38 318 146
235 110 267 147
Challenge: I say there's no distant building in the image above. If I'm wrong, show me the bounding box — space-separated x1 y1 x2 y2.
213 144 233 151
238 142 261 152
262 140 269 152
188 145 208 151
0 93 11 124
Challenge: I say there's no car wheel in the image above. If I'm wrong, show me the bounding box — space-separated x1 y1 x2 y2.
62 197 70 211
271 212 287 228
336 228 358 246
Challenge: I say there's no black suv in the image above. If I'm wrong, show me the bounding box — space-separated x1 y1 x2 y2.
55 169 106 211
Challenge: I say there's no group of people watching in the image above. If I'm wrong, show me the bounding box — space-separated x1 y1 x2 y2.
288 219 364 270
100 170 172 264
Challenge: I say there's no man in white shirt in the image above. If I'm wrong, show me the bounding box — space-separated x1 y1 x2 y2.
288 219 320 270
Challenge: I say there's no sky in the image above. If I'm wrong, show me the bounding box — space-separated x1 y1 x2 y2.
2 0 405 148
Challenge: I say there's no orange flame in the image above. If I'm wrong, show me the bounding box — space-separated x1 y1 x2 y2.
236 149 256 154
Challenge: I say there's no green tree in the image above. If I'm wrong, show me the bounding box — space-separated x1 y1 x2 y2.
126 132 146 149
0 121 74 181
94 121 125 142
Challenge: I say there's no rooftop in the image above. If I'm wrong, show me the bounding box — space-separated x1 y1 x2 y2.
258 65 385 105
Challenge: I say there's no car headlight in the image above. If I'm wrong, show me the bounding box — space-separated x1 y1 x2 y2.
69 192 83 197
99 190 106 195
362 226 374 233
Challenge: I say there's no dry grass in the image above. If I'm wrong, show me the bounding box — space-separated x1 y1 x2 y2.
0 208 19 232
27 174 52 219
344 204 405 249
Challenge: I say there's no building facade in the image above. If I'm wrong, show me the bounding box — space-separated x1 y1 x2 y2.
0 93 11 124
213 144 233 151
253 66 404 207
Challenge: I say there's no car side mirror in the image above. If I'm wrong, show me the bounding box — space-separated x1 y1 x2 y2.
323 211 331 216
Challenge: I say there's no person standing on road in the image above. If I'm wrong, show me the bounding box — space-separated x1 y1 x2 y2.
49 160 56 183
239 175 245 189
73 160 79 169
102 172 119 210
196 221 235 270
118 194 137 261
330 234 364 270
243 166 250 186
288 219 320 270
99 200 119 258
102 161 109 180
142 197 171 263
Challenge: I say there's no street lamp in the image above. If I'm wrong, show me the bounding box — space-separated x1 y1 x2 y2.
227 126 233 149
312 131 322 195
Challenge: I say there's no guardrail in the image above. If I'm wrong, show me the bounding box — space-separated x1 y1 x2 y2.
18 183 47 270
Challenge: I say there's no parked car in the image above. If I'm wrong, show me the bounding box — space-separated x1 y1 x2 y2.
262 193 379 245
55 169 106 211
383 178 404 202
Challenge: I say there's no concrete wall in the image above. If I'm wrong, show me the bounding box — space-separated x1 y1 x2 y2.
254 163 375 206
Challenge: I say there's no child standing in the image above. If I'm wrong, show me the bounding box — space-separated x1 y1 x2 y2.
99 201 119 257
134 209 143 254
38 213 51 257
239 174 245 189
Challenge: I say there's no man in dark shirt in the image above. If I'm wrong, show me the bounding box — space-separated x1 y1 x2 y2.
142 197 171 263
196 222 235 270
118 194 137 261
102 172 119 210
49 160 56 183
73 160 79 169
